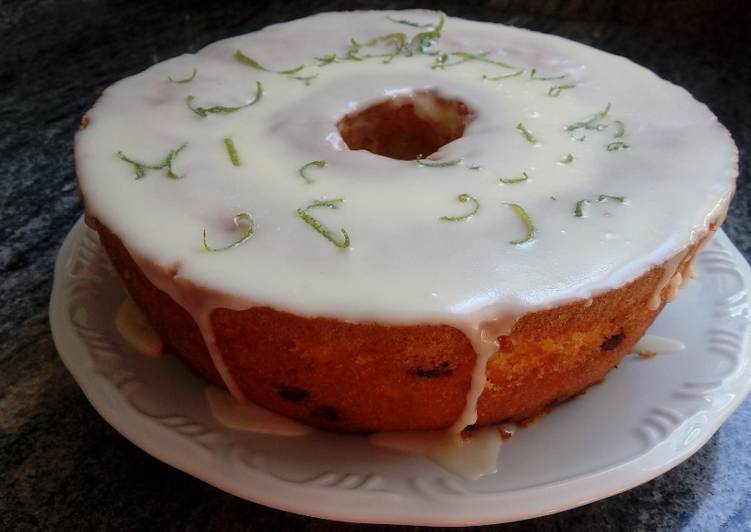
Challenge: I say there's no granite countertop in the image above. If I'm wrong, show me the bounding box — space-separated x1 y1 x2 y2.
1 1 749 530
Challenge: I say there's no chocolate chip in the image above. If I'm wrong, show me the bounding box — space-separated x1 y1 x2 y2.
408 361 454 378
601 331 625 351
279 386 310 402
312 405 341 421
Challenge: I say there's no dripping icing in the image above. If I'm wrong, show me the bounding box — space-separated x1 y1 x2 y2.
132 256 247 402
450 316 519 433
648 249 690 311
115 296 163 357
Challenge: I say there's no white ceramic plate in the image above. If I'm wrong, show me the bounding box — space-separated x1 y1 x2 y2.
50 217 751 526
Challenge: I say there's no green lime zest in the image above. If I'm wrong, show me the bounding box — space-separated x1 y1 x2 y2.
560 153 575 164
409 11 445 53
440 193 479 221
499 171 529 184
308 199 343 209
529 68 566 80
117 144 186 180
575 195 626 218
416 155 461 167
574 199 589 218
453 51 518 69
386 15 433 28
345 33 409 63
436 51 520 70
607 141 630 151
235 50 315 84
203 212 255 252
516 122 538 144
298 160 326 183
482 69 524 80
297 198 351 249
234 50 304 74
223 138 241 167
289 74 318 86
370 33 409 63
328 11 443 66
162 145 186 179
345 39 365 61
504 202 536 245
614 120 625 138
168 67 197 84
187 81 263 117
598 194 626 203
315 53 339 66
595 102 612 120
566 103 612 131
431 53 449 69
548 83 576 97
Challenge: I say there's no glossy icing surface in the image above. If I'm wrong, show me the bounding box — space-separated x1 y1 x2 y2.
76 10 737 432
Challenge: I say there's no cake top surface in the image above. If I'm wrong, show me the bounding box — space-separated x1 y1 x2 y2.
76 9 737 331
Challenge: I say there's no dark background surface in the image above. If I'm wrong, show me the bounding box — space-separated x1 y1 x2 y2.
1 1 750 530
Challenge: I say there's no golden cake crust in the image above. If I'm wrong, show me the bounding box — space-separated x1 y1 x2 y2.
89 215 714 432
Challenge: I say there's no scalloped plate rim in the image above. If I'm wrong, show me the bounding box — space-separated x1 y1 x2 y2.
50 217 751 526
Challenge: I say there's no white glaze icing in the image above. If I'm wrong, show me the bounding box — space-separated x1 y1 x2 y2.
647 249 689 311
665 272 684 304
76 10 737 434
686 258 698 281
370 424 514 480
134 259 248 400
205 386 313 436
114 296 163 357
633 335 685 356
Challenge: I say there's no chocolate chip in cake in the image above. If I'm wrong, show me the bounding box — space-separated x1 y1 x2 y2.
601 331 626 351
408 360 454 378
279 386 311 402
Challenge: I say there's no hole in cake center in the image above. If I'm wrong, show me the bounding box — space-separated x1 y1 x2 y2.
337 90 474 161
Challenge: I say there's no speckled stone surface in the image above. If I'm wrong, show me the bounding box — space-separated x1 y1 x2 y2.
1 1 749 530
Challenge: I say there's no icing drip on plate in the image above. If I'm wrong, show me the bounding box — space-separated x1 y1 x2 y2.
205 386 313 436
370 425 515 480
115 297 163 357
205 383 513 478
633 335 685 358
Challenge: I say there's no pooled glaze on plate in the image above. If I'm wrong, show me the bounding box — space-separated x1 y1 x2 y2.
75 10 737 434
115 296 162 357
633 334 685 356
370 424 515 480
205 386 313 436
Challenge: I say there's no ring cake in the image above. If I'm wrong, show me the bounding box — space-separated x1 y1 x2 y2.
75 10 737 433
